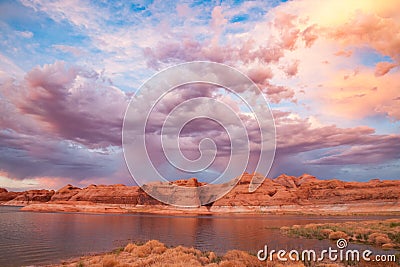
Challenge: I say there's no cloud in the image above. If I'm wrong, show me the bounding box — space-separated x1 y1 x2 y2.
0 62 131 187
306 68 400 120
0 53 24 79
265 84 295 104
273 12 300 50
301 24 318 47
271 111 400 176
329 12 400 63
16 30 33 38
52 44 85 57
20 0 103 30
0 127 125 181
176 4 192 18
282 60 299 77
211 6 227 46
334 50 352 57
247 66 273 84
374 61 398 76
306 135 400 165
265 0 400 119
2 61 128 148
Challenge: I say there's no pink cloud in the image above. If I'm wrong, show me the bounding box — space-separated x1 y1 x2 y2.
211 6 227 46
141 5 326 104
274 111 400 165
2 61 128 148
306 68 400 121
301 24 318 47
307 135 400 165
176 3 192 18
334 50 353 57
374 61 398 76
283 60 299 77
0 62 132 186
273 12 300 50
247 66 273 84
329 12 400 63
265 84 295 104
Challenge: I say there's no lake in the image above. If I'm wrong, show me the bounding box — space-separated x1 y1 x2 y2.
0 205 398 267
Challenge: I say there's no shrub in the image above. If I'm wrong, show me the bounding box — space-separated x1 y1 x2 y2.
223 250 263 267
389 222 400 228
388 232 400 244
102 255 117 267
368 233 391 245
328 231 348 240
124 243 137 253
321 228 334 238
112 247 124 255
382 243 395 250
375 235 391 246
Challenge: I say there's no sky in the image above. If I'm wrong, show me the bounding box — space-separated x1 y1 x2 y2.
0 0 399 191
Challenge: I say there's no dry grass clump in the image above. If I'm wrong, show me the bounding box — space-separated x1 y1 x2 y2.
123 243 136 253
281 219 400 249
368 233 392 246
127 239 167 258
321 228 333 238
220 250 263 267
328 231 348 240
102 254 118 267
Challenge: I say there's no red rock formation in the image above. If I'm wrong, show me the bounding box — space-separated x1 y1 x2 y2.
3 174 400 212
274 174 298 188
69 184 140 204
50 184 81 201
0 188 21 202
213 173 400 207
5 189 54 205
172 178 205 187
296 174 318 186
136 188 163 205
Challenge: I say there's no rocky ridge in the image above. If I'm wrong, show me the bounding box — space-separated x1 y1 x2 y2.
1 174 399 214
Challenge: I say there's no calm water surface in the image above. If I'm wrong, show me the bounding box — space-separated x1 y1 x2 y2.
0 205 398 267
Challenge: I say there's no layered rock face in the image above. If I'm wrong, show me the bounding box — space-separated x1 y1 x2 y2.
213 173 400 206
50 184 160 205
4 189 55 205
2 174 400 209
0 188 22 202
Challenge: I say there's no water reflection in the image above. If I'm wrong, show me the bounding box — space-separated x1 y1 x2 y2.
0 206 398 267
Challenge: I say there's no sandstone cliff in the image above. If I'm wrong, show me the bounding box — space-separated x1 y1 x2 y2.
213 173 400 206
0 188 21 202
3 189 55 205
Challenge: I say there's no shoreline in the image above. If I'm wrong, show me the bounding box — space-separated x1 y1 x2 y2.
8 200 400 216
